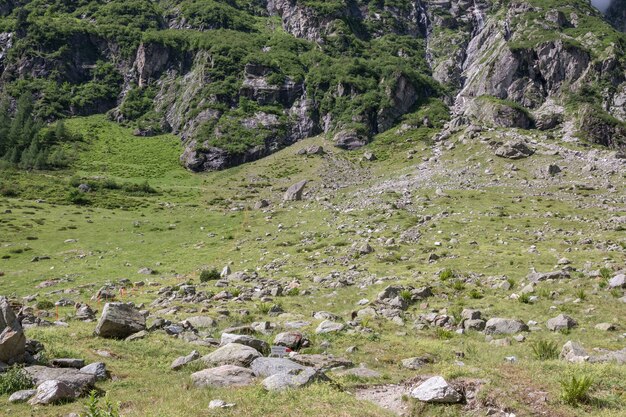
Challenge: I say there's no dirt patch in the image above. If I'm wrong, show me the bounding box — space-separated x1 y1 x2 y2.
355 384 410 416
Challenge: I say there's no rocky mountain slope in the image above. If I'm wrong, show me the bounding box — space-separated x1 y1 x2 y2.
0 0 625 171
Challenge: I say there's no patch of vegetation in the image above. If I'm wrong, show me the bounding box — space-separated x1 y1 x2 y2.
0 366 34 395
199 268 220 282
531 340 559 360
560 374 594 406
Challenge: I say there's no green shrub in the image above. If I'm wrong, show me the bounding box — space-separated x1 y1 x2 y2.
531 340 559 360
560 374 594 406
0 366 34 395
257 302 272 314
285 287 300 296
518 293 531 304
435 327 453 340
399 289 412 302
82 390 120 417
439 268 454 281
199 268 220 282
36 300 54 310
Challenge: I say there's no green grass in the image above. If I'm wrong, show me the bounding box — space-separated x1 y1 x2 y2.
0 116 625 416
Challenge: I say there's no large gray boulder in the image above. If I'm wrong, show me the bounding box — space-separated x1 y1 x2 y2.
28 380 78 405
0 297 26 364
191 365 255 388
24 365 96 396
315 320 345 334
484 318 528 335
250 357 306 377
333 129 368 150
80 362 108 381
201 343 261 367
273 332 304 350
546 314 577 331
494 140 534 159
284 180 307 201
94 303 146 339
410 376 463 403
261 367 329 391
220 333 269 355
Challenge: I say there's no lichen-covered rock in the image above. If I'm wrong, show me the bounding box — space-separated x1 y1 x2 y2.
0 296 25 364
191 365 255 388
94 303 146 339
201 343 262 367
410 376 463 403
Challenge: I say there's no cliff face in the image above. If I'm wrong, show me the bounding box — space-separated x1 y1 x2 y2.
0 0 624 171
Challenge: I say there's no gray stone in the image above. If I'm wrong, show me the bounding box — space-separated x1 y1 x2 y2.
315 320 345 334
28 380 77 405
183 316 216 329
595 322 617 331
494 140 534 159
560 341 589 363
191 365 256 388
546 314 577 331
273 332 304 350
201 343 262 367
262 367 329 391
608 274 626 289
289 354 353 370
250 357 306 377
333 129 368 150
95 303 146 339
0 296 26 364
171 350 200 371
9 389 36 403
220 333 269 355
401 356 432 370
24 365 96 396
284 180 307 201
79 362 108 381
410 376 463 403
51 358 85 369
484 318 529 335
125 330 148 341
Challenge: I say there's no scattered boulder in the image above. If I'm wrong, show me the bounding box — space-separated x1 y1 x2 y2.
171 350 200 370
401 356 433 370
273 332 304 350
0 296 26 364
220 333 269 355
29 380 77 405
80 362 108 381
546 314 577 331
284 180 307 201
250 357 306 377
595 323 617 331
201 343 261 367
290 354 353 370
608 274 625 289
484 318 528 335
494 140 534 159
546 164 561 176
410 376 463 403
333 129 368 150
560 341 589 363
94 303 146 339
8 389 36 403
74 304 96 321
315 320 345 334
24 365 96 395
191 365 255 388
262 367 329 391
183 316 216 329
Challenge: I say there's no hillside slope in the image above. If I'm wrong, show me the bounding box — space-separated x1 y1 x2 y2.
0 0 625 172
